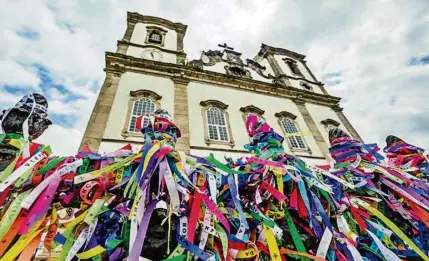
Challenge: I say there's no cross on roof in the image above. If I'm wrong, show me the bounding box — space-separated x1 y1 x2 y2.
218 43 234 50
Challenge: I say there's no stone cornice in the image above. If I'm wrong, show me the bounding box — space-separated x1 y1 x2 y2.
200 100 229 110
274 111 297 120
104 52 341 107
240 105 265 115
130 90 162 100
146 25 168 33
331 105 344 112
321 118 340 127
171 76 190 85
127 12 187 34
259 43 306 61
117 40 186 55
285 75 324 86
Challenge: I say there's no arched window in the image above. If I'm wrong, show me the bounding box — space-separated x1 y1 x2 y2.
206 107 229 141
275 111 308 150
128 97 156 132
200 100 235 146
281 118 306 149
122 90 162 137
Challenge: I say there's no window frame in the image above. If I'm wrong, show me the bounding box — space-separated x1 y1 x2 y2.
300 81 314 92
283 58 303 76
206 107 230 142
275 111 310 153
144 26 167 47
122 90 162 138
201 100 235 147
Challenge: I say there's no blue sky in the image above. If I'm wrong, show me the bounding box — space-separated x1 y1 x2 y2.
1 0 429 155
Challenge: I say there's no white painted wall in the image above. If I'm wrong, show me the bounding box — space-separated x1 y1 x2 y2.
203 62 226 74
102 72 175 143
126 46 176 63
187 81 324 158
305 103 352 145
190 149 249 161
130 23 177 51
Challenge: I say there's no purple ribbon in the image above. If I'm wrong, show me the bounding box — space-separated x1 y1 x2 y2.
128 200 158 261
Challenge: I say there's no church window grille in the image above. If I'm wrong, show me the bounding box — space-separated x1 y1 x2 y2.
144 26 167 47
148 31 162 44
206 107 229 141
280 118 307 149
128 97 156 132
200 100 235 146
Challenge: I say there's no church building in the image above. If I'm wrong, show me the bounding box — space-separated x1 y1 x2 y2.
80 12 362 165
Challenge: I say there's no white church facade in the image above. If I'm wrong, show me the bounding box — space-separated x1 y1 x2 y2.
80 12 362 165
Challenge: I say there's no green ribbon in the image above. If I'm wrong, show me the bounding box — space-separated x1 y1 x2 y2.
0 133 23 143
205 154 248 174
38 157 67 175
14 165 35 188
163 254 187 261
249 210 276 229
284 208 308 260
0 155 20 182
58 236 75 261
359 245 387 261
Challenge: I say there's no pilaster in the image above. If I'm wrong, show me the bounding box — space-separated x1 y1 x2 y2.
79 72 122 152
172 76 191 153
293 99 330 159
331 106 363 142
266 54 291 87
117 21 136 54
177 32 185 52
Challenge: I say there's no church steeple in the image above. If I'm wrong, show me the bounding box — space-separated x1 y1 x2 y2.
116 12 187 64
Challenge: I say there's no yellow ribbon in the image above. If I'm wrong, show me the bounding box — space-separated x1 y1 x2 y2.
263 224 282 261
74 152 141 184
75 245 106 259
236 247 258 259
284 131 313 137
0 214 46 261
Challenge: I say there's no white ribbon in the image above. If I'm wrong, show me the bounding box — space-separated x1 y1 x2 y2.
316 228 333 258
66 226 90 261
0 149 48 193
366 229 401 261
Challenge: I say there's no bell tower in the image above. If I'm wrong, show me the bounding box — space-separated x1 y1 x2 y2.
116 12 188 64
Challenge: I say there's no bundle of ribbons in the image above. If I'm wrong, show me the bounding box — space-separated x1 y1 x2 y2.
0 110 428 261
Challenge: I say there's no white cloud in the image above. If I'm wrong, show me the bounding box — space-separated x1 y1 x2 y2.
0 61 40 88
1 0 429 155
37 124 82 156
